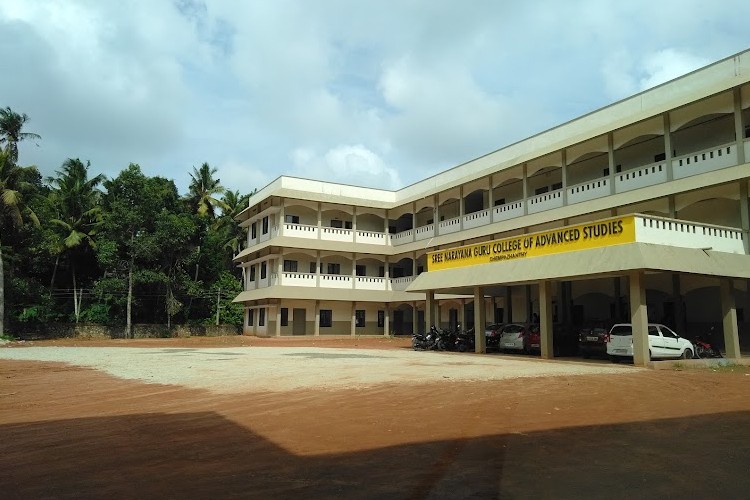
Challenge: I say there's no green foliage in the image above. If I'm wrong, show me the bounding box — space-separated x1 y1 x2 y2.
79 303 111 324
209 271 244 326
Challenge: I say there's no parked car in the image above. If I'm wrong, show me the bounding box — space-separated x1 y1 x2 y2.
497 323 539 353
606 323 694 361
578 321 612 358
523 324 578 356
484 323 504 351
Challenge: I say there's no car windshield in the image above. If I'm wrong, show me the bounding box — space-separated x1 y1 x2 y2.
610 325 632 336
503 324 524 334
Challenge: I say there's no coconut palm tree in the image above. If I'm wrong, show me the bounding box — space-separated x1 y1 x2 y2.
0 150 40 335
187 162 227 219
47 159 105 322
216 189 252 254
0 107 41 164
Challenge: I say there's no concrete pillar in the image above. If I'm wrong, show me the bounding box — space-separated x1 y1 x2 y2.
412 251 418 276
412 301 418 335
488 175 495 211
412 201 417 243
734 87 746 164
384 303 391 336
275 304 282 337
672 274 686 334
539 280 554 359
607 132 616 195
351 301 356 336
352 206 357 243
474 286 487 354
315 251 321 287
459 185 465 231
314 300 320 336
317 202 322 239
522 164 528 215
279 202 286 237
352 252 357 290
426 291 435 329
433 194 439 237
664 112 674 181
629 271 650 366
721 279 741 359
740 181 749 255
506 286 513 322
561 149 568 206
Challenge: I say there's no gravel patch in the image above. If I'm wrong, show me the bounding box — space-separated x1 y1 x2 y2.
0 346 639 393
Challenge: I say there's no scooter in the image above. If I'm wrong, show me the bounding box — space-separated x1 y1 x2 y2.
454 327 475 352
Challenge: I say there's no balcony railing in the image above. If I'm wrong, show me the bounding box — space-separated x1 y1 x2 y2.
635 215 745 254
244 141 746 250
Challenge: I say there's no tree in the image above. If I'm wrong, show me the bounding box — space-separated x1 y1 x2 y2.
187 162 227 219
0 150 40 335
47 159 105 322
0 107 41 164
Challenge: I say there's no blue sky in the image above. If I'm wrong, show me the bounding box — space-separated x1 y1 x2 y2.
2 0 750 195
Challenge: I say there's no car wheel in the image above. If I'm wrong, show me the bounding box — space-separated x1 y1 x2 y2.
682 349 693 360
610 355 620 363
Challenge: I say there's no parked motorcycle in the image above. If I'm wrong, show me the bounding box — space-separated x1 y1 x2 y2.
435 325 457 351
454 327 476 352
693 328 722 358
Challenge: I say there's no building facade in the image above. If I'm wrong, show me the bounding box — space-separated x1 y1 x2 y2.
233 50 750 365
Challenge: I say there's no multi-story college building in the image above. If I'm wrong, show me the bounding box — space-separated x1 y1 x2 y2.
233 49 750 366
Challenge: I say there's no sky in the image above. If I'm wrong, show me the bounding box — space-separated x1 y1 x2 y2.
2 1 750 196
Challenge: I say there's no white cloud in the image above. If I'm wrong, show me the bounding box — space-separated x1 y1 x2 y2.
638 49 710 90
290 145 401 189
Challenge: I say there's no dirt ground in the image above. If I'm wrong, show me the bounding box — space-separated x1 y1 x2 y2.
2 336 750 499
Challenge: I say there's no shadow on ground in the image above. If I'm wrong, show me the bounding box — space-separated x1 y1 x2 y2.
2 410 749 499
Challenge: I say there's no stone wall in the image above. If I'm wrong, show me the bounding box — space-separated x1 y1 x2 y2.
9 323 241 340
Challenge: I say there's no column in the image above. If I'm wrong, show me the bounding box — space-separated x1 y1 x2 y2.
275 304 282 337
488 175 495 212
672 274 685 334
561 150 568 206
505 286 513 322
315 251 321 287
314 300 320 336
425 291 435 329
734 87 746 164
473 286 487 354
412 301 418 335
629 271 650 366
459 185 465 231
433 194 439 237
664 112 674 181
607 132 616 195
412 252 418 276
384 255 390 290
721 279 741 359
522 164 528 215
352 206 357 243
384 303 391 336
539 280 554 359
351 301 356 336
316 202 322 239
352 252 357 290
412 201 417 242
279 202 286 237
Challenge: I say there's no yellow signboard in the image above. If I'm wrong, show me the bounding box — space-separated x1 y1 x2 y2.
427 216 636 272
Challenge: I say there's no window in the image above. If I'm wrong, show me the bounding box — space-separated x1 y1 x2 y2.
248 309 255 326
262 216 269 234
355 310 366 327
249 266 256 282
331 219 352 229
285 214 299 224
251 222 257 239
356 265 366 276
259 308 265 326
494 198 506 206
616 165 622 173
378 266 385 278
281 308 288 326
309 262 317 274
551 182 562 191
283 260 298 272
654 152 666 162
535 186 549 195
327 263 340 275
377 310 385 327
260 262 267 279
320 309 332 327
603 168 610 177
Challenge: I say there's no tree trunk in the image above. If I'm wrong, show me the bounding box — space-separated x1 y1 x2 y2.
127 259 133 339
72 266 79 323
50 254 60 294
0 243 5 337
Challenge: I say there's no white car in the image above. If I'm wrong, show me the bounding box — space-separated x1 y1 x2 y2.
606 323 694 361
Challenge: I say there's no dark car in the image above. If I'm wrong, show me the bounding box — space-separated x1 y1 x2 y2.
577 321 612 358
484 323 504 351
524 324 578 356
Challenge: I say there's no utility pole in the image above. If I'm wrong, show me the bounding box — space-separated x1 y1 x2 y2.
216 287 221 325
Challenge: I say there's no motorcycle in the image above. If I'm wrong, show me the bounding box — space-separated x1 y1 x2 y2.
693 328 722 358
413 326 440 351
435 325 457 351
454 327 475 352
